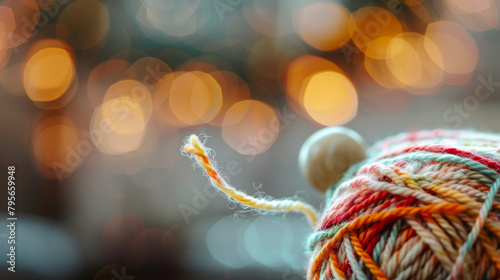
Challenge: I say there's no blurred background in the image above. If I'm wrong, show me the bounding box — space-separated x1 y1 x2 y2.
0 0 499 279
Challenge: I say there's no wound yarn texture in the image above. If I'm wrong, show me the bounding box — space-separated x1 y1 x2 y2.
307 130 500 280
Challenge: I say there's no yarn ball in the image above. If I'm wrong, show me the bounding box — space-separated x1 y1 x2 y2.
307 130 500 280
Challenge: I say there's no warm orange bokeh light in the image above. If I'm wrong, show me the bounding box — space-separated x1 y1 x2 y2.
154 72 182 127
152 71 175 110
101 97 146 135
34 125 78 167
303 71 358 126
23 47 75 102
32 115 82 179
222 100 279 155
386 37 422 87
122 57 172 93
364 32 444 95
168 71 222 125
297 1 351 51
102 79 153 133
444 0 498 31
1 0 39 49
285 55 344 116
386 33 443 94
364 56 400 89
90 103 147 155
208 71 250 127
87 59 130 108
25 39 73 60
91 78 152 155
424 21 478 75
0 7 15 51
348 6 403 59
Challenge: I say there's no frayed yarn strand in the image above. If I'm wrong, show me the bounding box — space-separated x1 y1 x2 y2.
182 134 319 227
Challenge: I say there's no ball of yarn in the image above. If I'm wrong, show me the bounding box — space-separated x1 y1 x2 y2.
307 130 500 280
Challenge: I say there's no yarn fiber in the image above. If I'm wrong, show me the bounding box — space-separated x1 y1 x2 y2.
307 130 500 280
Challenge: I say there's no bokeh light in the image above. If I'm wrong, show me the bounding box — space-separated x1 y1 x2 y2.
285 54 344 118
387 33 444 95
297 1 351 51
444 0 499 31
0 0 39 49
168 71 222 125
0 7 15 43
424 21 478 76
364 55 400 90
348 6 403 59
102 79 153 128
154 73 185 127
303 71 358 126
363 30 446 95
89 80 152 155
208 70 250 126
386 36 422 87
25 38 73 57
0 6 15 71
101 97 147 135
32 115 82 179
121 57 172 93
87 59 130 108
222 100 279 155
23 47 75 103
